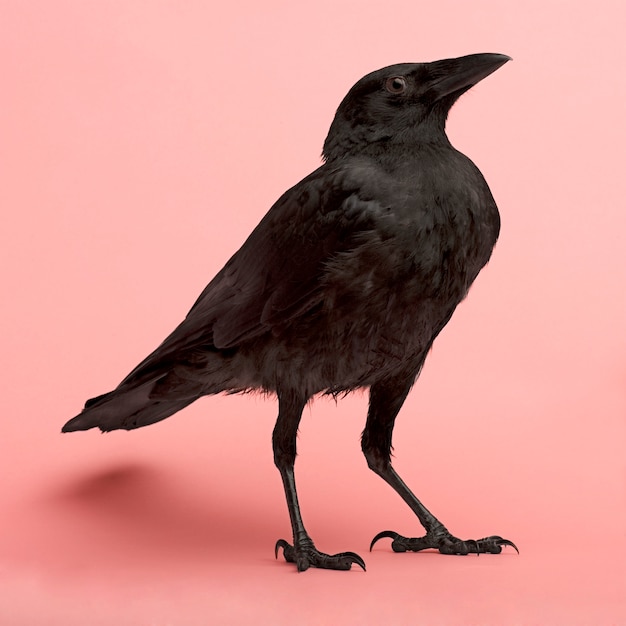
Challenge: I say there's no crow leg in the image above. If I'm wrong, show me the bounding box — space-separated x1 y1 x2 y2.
362 378 517 556
273 389 365 571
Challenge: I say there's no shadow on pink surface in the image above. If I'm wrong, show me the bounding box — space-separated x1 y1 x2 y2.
11 460 279 578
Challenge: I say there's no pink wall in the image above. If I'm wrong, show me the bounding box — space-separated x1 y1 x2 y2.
1 1 624 623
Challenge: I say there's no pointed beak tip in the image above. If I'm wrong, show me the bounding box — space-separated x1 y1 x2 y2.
429 53 511 102
484 53 512 65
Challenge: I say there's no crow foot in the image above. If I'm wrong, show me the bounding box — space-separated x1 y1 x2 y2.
370 528 518 555
275 538 366 572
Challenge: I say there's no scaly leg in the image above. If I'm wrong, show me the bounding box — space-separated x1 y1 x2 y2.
362 377 518 556
273 388 365 571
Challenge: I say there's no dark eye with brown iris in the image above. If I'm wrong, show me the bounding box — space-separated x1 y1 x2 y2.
385 76 407 94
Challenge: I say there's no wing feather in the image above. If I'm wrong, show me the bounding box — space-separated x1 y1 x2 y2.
120 162 383 386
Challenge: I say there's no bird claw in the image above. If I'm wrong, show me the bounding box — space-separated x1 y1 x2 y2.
474 536 519 555
370 530 402 551
274 538 291 559
275 538 366 572
370 530 518 556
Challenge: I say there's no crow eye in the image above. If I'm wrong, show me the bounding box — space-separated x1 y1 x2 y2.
385 76 407 94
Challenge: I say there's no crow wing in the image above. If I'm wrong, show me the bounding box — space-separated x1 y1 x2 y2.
120 161 384 386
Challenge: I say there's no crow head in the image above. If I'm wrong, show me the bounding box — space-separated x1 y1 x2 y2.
322 53 510 161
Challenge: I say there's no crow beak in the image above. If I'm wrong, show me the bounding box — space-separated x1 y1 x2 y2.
428 53 511 101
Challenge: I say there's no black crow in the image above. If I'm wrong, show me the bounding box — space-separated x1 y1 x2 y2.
63 53 517 571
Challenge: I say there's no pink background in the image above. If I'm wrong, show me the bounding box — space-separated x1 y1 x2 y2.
1 1 625 624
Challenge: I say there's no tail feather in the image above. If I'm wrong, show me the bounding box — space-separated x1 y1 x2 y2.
84 390 116 408
62 378 199 433
63 349 238 434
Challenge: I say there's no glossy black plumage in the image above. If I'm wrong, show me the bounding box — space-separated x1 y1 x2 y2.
63 53 516 570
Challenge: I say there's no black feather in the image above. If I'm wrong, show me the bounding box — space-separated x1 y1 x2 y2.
63 53 516 570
